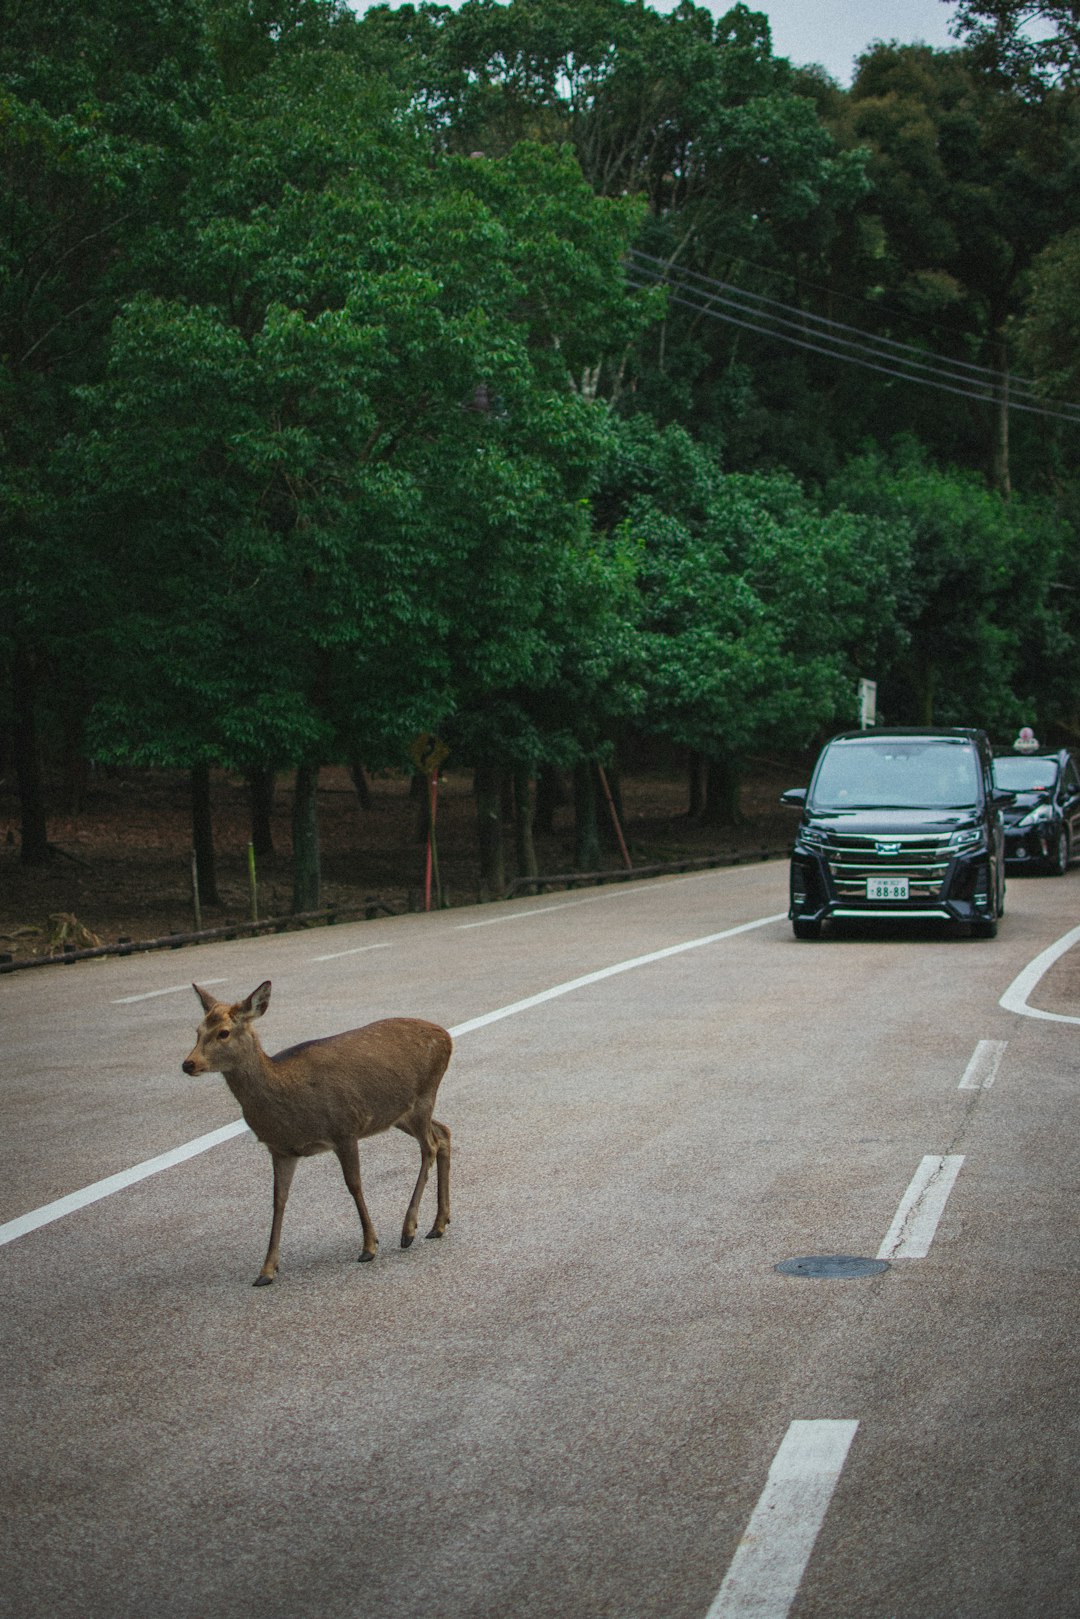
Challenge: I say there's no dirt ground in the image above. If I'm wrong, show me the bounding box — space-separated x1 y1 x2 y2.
0 757 805 964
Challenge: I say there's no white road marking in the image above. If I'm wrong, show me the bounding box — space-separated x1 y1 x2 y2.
456 898 602 928
959 1039 1007 1090
705 1419 859 1619
0 1123 249 1247
455 866 767 929
311 943 393 962
449 914 787 1037
455 882 666 928
1 911 787 1246
877 1155 965 1260
112 979 228 1005
999 922 1080 1024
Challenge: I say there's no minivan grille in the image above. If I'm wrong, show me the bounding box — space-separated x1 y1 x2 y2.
826 832 953 899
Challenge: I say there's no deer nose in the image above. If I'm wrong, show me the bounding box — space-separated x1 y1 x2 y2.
182 1059 199 1075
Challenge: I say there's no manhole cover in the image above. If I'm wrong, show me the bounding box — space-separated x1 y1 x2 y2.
774 1254 890 1279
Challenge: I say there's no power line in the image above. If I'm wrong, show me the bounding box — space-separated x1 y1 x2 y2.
626 250 1080 424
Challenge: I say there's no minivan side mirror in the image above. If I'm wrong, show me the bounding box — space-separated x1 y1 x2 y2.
991 787 1016 805
780 787 807 807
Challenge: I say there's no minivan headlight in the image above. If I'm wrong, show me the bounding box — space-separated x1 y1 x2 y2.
949 827 983 851
798 825 831 849
1017 803 1053 828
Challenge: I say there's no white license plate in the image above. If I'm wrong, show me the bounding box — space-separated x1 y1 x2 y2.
867 876 909 900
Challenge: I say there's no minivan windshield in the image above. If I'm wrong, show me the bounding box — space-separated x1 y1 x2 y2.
992 755 1058 792
810 738 981 811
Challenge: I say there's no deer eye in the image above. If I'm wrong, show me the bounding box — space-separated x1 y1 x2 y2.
217 1029 230 1041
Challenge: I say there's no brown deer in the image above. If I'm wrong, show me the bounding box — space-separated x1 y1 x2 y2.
182 981 452 1286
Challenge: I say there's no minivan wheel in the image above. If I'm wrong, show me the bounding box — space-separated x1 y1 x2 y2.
1049 826 1069 876
792 917 822 940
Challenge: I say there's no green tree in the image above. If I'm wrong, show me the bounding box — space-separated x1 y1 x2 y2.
0 0 216 861
835 39 1080 492
828 439 1073 730
950 1 1080 89
599 418 903 820
1017 227 1080 398
77 11 649 905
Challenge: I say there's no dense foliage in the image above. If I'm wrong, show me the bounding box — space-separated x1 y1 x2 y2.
3 0 1079 899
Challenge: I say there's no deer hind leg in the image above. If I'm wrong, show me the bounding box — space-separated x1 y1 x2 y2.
397 1115 439 1249
256 1151 298 1286
426 1119 451 1240
335 1138 379 1263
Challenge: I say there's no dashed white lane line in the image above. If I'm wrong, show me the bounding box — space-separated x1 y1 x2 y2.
112 979 228 1005
877 1155 965 1260
706 1419 859 1619
959 1039 1007 1090
311 942 393 962
1 911 787 1248
999 921 1080 1024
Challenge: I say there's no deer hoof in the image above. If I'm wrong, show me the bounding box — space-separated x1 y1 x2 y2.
253 1274 275 1287
425 1227 444 1240
357 1250 376 1263
401 1233 415 1249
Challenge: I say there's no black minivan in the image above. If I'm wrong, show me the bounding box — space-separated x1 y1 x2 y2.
782 728 1008 940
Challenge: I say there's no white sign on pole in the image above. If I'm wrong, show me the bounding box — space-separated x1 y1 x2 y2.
858 678 877 729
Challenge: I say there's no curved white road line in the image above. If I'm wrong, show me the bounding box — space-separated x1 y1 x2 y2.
0 911 787 1248
999 922 1080 1025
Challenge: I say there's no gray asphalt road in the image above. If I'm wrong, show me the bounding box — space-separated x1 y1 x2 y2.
2 861 1078 1619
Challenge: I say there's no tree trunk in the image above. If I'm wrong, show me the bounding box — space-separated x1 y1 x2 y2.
191 764 222 906
992 332 1011 498
413 769 432 842
349 762 372 811
513 768 539 891
248 767 276 861
12 643 50 865
701 754 741 827
474 764 506 900
291 763 321 913
536 764 566 836
573 760 601 871
687 750 707 821
912 641 937 726
61 710 89 817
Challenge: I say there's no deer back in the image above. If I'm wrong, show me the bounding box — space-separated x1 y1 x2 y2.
250 1017 451 1146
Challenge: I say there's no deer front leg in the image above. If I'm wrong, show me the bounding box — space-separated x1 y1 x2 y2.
334 1138 379 1263
256 1151 298 1287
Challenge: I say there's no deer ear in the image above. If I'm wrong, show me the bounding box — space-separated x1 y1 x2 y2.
193 983 218 1014
244 981 272 1020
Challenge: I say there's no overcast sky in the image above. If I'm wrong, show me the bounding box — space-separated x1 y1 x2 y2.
717 1 963 83
351 2 969 87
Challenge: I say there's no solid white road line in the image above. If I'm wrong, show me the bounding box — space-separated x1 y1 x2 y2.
959 1039 1007 1090
311 942 393 962
877 1155 965 1260
706 1419 859 1619
0 1122 249 1247
449 914 787 1037
2 910 787 1246
999 921 1080 1025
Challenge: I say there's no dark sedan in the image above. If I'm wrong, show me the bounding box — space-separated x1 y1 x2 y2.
992 748 1080 875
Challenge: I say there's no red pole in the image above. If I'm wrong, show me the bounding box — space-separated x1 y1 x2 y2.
424 772 440 911
597 764 632 870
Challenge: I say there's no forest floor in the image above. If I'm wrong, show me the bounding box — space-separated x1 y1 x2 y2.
0 755 809 965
